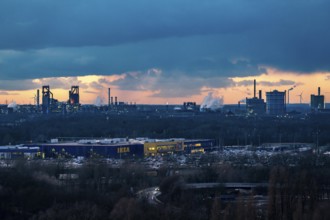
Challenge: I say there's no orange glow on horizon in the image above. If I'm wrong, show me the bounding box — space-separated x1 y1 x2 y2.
1 69 330 105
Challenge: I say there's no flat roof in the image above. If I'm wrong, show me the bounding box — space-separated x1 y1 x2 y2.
29 138 214 147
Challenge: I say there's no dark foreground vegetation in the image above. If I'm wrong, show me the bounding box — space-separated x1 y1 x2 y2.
1 112 330 146
1 112 330 219
0 154 329 220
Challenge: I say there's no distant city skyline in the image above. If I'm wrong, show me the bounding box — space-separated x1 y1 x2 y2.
1 1 330 105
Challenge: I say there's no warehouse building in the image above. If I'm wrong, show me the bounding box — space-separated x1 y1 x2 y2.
25 138 216 159
0 146 40 159
33 140 144 159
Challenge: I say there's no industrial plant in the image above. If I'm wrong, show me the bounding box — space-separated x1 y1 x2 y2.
245 79 266 115
1 81 329 116
311 87 325 111
5 85 136 115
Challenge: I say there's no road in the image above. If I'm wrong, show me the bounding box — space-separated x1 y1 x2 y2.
136 187 163 206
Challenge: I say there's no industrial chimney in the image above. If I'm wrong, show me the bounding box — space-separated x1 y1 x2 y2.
108 88 110 106
318 87 321 96
259 90 262 99
37 89 40 109
254 79 256 98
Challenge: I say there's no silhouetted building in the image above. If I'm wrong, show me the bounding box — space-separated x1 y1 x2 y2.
42 85 58 113
42 86 52 113
266 90 286 115
69 86 79 105
183 102 197 111
311 87 324 111
246 80 266 115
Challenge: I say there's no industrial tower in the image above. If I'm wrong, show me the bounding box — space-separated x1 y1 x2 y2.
42 86 53 113
69 86 80 105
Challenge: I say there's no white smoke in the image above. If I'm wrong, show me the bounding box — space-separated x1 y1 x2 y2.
8 101 18 110
94 96 103 107
200 92 223 112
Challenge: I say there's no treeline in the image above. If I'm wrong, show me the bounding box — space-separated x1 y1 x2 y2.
0 155 329 220
0 159 160 220
1 113 330 145
158 156 330 220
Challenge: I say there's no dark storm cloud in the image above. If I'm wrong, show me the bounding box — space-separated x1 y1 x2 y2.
236 79 297 87
0 0 329 86
0 80 39 91
109 69 235 97
0 77 87 91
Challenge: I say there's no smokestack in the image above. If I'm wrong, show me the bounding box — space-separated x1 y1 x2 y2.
115 96 118 105
254 79 256 98
108 88 110 106
318 87 321 96
238 101 240 109
111 97 113 105
259 90 262 99
37 89 40 108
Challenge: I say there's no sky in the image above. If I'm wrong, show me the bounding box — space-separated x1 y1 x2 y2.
0 0 330 105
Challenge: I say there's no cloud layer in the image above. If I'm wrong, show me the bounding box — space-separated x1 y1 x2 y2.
0 0 330 96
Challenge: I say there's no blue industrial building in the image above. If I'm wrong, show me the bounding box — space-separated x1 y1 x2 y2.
0 146 40 159
20 138 216 159
32 143 144 159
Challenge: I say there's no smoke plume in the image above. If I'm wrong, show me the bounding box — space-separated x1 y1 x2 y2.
200 92 223 111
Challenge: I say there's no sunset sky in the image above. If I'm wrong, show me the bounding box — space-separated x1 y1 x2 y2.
1 1 330 105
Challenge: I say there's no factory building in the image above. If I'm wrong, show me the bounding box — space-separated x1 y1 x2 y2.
68 86 80 112
42 86 59 114
144 139 184 156
34 141 144 159
266 90 286 115
246 80 266 115
24 138 216 159
69 86 80 105
0 146 40 159
183 102 198 111
311 87 325 111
